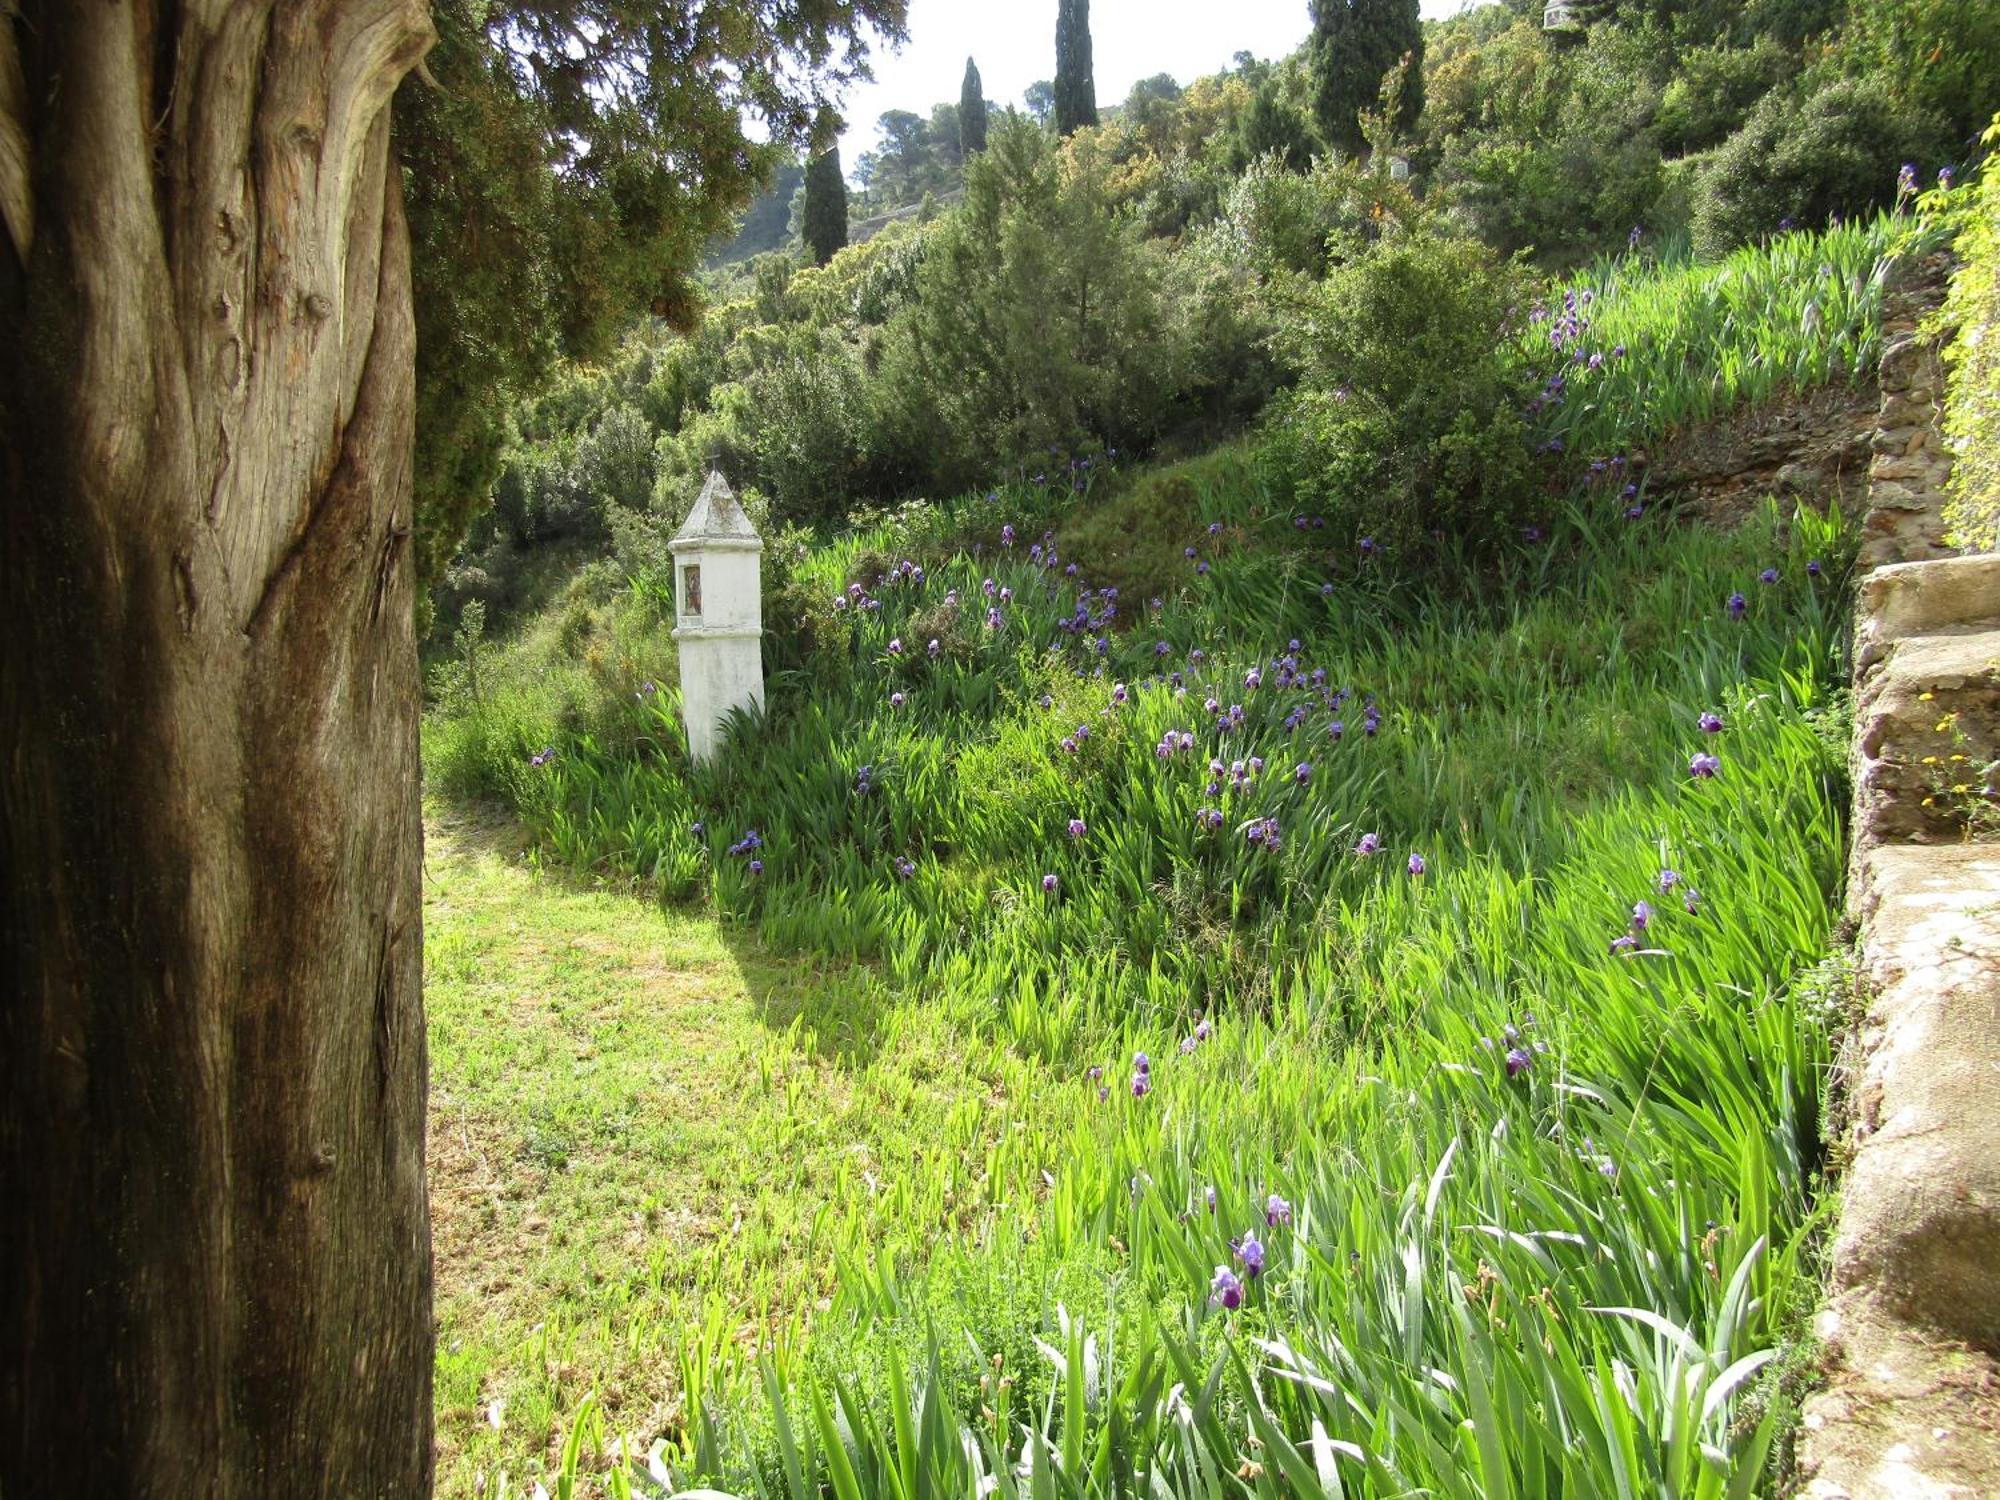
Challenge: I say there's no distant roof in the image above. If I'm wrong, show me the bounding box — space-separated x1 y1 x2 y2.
672 471 760 545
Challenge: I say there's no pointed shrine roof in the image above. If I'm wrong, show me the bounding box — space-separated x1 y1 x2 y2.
671 471 761 547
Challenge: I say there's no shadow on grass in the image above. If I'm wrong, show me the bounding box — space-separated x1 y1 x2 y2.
722 927 897 1068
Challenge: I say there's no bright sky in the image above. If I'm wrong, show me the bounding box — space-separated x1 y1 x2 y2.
840 0 1480 156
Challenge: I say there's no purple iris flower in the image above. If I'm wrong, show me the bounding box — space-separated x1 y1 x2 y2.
1184 546 1197 560
1759 567 1779 585
1208 522 1222 536
888 637 903 655
1295 762 1312 785
1355 832 1380 856
1683 888 1702 915
1698 711 1723 734
1807 559 1823 578
1042 873 1059 893
1407 852 1426 876
890 691 906 708
1610 934 1637 955
1131 1072 1150 1097
894 857 915 880
1196 561 1210 575
1359 537 1376 556
1237 1235 1266 1277
1134 1051 1150 1075
1206 1185 1218 1213
1726 593 1747 620
530 746 556 767
1689 752 1720 779
1211 1266 1243 1309
1001 525 1015 545
691 821 706 837
1266 1194 1292 1227
1505 1046 1532 1078
1659 868 1679 893
1067 818 1086 838
747 859 763 876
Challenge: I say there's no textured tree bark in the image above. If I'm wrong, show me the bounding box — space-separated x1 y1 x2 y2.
0 3 436 1495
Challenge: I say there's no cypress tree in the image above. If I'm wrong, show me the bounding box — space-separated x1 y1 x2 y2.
1054 0 1098 136
961 57 990 154
1307 0 1424 156
801 117 849 266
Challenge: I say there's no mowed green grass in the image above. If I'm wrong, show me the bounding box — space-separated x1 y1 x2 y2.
423 804 1079 1495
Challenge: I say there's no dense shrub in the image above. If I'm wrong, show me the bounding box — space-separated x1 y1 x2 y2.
1260 226 1536 548
870 116 1182 489
1693 75 1944 257
1654 37 1788 154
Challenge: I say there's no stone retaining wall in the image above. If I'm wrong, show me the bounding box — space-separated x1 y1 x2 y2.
1798 282 2000 1498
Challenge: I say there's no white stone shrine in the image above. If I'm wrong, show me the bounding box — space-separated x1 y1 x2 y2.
669 471 764 764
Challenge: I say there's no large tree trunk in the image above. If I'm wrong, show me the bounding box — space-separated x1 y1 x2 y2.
0 3 437 1494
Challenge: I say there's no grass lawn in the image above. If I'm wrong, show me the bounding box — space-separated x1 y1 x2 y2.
423 802 1075 1495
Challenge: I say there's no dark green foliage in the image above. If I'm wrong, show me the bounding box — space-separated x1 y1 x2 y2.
1308 0 1424 156
960 58 989 154
1054 0 1099 136
873 116 1171 485
1432 19 1668 260
1235 82 1318 173
1261 226 1535 548
1654 38 1789 154
1692 76 1944 257
399 0 907 602
803 129 850 267
1824 0 2000 147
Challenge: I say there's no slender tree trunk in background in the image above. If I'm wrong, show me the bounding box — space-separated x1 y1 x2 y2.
0 3 436 1495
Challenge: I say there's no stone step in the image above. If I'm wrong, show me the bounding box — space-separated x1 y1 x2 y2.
1802 842 2000 1498
1855 620 1999 845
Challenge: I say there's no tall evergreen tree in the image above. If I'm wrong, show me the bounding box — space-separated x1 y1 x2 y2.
1308 0 1425 155
961 57 990 153
802 118 850 266
1054 0 1099 135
